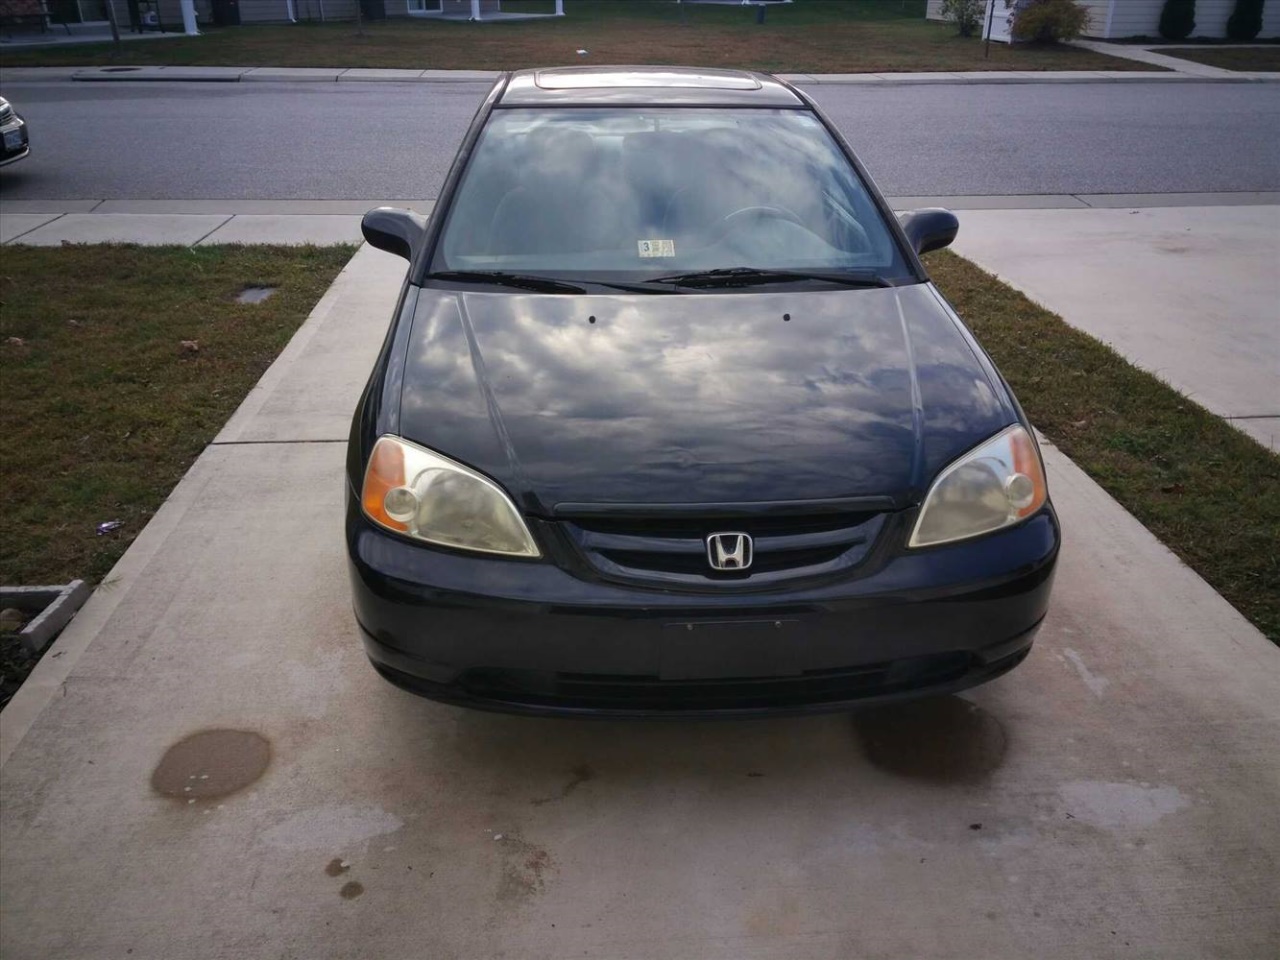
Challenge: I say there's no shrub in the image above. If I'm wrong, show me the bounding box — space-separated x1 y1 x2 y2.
1159 0 1197 39
940 0 984 37
1010 0 1091 42
1226 0 1264 40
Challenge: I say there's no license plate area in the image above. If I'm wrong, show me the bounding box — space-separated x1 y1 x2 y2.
660 619 802 680
3 130 23 150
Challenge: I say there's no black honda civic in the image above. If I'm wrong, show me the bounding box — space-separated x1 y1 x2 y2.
346 66 1059 718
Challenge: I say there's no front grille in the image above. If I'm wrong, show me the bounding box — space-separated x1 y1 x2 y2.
558 510 888 589
0 105 13 125
573 512 861 539
601 543 850 576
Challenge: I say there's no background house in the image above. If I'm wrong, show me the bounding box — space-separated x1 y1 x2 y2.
926 0 1280 39
41 0 559 28
43 0 351 28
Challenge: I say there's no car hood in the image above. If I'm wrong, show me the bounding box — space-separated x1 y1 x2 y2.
395 283 1013 515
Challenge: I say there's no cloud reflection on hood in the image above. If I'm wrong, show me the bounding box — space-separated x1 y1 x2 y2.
398 284 1010 512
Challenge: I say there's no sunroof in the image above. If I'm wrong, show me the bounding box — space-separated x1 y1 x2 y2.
534 68 762 91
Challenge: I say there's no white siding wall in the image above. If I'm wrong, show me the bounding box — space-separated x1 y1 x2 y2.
1073 0 1112 37
932 0 1278 39
292 0 356 17
1183 0 1237 37
1266 1 1280 36
1099 0 1266 38
239 0 295 22
1103 0 1164 36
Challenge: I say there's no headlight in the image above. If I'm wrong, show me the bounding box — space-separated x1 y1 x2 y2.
360 435 540 558
908 425 1048 549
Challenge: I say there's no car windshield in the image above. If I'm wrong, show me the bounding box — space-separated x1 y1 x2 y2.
430 107 912 284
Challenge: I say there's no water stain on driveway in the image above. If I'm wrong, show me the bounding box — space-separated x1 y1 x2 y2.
530 763 595 806
151 729 271 800
851 696 1008 783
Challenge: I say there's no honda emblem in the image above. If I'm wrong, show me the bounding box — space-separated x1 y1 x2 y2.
706 532 753 571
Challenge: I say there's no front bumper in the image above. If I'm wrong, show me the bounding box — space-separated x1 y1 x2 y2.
0 115 29 167
348 499 1059 718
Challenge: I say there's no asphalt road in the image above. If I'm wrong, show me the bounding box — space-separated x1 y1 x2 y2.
0 79 1277 200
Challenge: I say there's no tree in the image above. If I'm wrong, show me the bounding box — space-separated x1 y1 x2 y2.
1226 0 1265 40
1159 0 1196 39
940 0 985 38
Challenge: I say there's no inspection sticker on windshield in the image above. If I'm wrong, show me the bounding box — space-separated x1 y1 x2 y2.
638 239 676 258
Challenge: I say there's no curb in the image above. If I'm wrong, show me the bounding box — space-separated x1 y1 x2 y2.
0 581 92 656
1 65 1276 85
65 66 504 83
782 72 1279 85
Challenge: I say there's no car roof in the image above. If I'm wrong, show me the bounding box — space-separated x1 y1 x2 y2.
498 66 805 108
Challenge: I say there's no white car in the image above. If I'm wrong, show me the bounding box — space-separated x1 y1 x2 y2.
0 97 30 167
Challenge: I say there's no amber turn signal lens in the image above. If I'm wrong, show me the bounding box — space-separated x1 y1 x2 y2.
362 438 408 533
1010 428 1048 519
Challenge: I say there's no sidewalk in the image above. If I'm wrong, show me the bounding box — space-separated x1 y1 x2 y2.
953 205 1280 450
1069 38 1247 78
0 200 437 246
2 243 1276 959
5 193 1279 246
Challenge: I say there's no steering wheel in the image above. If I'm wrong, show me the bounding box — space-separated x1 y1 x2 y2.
705 205 807 244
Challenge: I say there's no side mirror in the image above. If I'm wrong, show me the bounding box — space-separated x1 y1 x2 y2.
361 207 428 261
897 208 959 256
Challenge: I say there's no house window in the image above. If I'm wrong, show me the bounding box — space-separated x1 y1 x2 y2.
47 0 108 22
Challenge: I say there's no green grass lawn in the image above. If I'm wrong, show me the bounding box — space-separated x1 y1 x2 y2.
928 251 1280 644
0 244 352 705
1162 46 1280 71
0 245 353 587
1 0 1153 72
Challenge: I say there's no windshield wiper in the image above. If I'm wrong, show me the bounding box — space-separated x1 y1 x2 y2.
585 279 683 295
650 267 896 290
427 270 588 294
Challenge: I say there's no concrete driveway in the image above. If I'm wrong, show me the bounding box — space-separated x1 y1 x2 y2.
952 205 1280 450
2 246 1277 960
